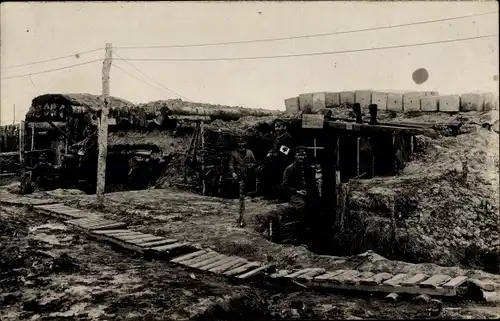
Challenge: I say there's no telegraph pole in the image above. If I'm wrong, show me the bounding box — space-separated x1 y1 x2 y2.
96 43 112 206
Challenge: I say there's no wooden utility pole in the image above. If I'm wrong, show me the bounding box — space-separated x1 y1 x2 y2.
96 43 112 206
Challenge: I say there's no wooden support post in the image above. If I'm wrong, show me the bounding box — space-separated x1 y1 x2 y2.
200 121 206 196
321 129 337 231
96 43 112 206
30 124 35 151
18 121 25 165
356 137 360 176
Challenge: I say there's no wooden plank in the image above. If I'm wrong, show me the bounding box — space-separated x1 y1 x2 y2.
59 209 85 215
73 218 108 225
360 272 394 286
93 229 130 235
100 231 142 237
87 222 127 231
72 216 106 222
2 198 56 206
115 234 152 241
330 270 361 284
209 258 247 274
314 270 347 282
182 252 220 266
81 220 115 228
199 256 236 271
65 217 99 225
442 276 468 289
62 212 87 219
285 268 317 279
150 242 191 253
224 262 261 277
401 274 428 287
468 279 496 292
128 236 165 244
236 264 275 279
37 203 68 209
84 230 149 253
296 268 326 280
84 220 123 229
139 239 178 248
384 273 409 287
43 206 79 212
305 279 457 297
419 274 452 289
171 250 207 263
189 254 227 269
345 271 374 285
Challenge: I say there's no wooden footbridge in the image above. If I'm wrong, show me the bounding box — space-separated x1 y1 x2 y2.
1 195 498 302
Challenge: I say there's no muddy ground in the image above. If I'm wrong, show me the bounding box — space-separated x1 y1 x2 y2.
2 204 500 320
24 187 500 284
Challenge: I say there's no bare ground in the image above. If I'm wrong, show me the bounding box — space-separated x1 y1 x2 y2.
2 205 500 320
22 187 500 288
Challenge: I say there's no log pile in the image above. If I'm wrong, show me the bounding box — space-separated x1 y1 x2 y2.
25 94 282 130
0 124 20 153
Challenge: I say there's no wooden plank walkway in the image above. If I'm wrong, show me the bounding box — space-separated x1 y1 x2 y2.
6 194 498 299
269 269 473 297
1 197 57 206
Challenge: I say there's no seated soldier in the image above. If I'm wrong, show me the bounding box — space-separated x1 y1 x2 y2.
32 152 60 190
228 136 258 195
267 146 319 243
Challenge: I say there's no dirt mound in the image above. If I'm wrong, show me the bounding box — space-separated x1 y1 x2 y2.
341 127 499 272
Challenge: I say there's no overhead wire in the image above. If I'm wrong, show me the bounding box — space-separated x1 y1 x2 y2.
113 51 190 101
114 34 497 62
1 47 103 69
114 11 497 49
112 62 178 96
0 59 102 80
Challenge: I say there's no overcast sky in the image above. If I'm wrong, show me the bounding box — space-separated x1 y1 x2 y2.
1 1 498 124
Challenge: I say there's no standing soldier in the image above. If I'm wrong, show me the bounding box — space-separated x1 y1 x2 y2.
257 118 295 197
228 136 257 227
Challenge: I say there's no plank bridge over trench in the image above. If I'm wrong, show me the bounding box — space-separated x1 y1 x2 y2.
2 196 498 301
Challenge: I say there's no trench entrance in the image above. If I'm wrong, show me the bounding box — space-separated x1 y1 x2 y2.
265 125 498 275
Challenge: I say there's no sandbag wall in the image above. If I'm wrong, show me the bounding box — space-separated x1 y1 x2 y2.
285 91 499 113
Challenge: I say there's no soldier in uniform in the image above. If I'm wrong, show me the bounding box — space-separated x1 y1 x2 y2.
228 136 258 226
257 118 295 197
31 152 60 190
228 136 258 186
267 146 320 243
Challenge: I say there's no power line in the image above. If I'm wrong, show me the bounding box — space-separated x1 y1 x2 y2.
113 51 190 101
1 48 103 69
0 59 102 80
115 34 497 62
114 11 497 49
112 62 177 96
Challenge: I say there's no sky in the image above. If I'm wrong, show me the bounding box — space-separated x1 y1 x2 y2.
1 1 498 124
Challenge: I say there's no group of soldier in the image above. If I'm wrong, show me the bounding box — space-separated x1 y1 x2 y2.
228 118 319 241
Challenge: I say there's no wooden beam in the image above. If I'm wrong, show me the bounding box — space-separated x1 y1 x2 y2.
325 121 430 136
321 128 337 230
96 43 112 206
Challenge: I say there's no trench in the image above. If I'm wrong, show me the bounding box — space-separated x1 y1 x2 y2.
280 183 500 275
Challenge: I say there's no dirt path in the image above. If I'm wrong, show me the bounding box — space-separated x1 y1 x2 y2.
2 203 500 319
29 188 500 285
